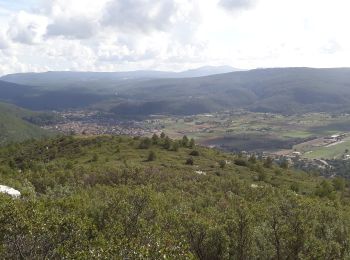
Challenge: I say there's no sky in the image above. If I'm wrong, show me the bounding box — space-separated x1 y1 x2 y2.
0 0 349 75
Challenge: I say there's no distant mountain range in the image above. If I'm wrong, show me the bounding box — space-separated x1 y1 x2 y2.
1 67 350 115
1 66 240 89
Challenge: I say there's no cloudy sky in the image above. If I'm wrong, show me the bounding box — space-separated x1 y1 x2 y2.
0 0 348 74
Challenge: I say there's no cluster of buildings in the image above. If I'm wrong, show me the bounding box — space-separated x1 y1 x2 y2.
43 110 157 137
44 122 153 136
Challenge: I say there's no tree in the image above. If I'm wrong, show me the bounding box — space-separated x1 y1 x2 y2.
171 142 179 152
139 138 152 149
182 136 189 147
332 177 346 191
280 159 289 169
160 132 166 139
151 134 159 144
226 201 255 260
263 157 273 168
163 136 172 150
189 138 195 148
248 155 256 164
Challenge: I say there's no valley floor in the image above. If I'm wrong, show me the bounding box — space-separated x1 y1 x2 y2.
43 109 350 160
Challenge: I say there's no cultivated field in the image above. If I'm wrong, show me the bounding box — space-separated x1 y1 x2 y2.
147 111 350 159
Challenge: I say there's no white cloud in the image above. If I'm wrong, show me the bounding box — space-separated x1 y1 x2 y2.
102 0 177 33
0 31 10 49
42 0 105 39
7 11 47 44
0 0 350 75
219 0 257 11
46 16 97 39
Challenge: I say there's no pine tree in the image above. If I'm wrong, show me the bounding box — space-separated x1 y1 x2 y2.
189 138 195 148
182 135 189 147
152 133 159 144
163 136 172 150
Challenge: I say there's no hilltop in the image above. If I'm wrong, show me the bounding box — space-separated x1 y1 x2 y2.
0 66 239 89
0 135 349 258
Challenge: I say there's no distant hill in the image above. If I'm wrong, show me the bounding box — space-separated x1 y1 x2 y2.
0 80 108 110
2 67 350 115
0 66 240 89
176 65 241 78
109 67 350 115
0 102 55 145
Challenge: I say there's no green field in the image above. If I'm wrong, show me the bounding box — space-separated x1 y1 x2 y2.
304 138 350 159
148 111 350 156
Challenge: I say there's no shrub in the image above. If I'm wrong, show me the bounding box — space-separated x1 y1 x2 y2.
147 151 156 161
186 157 194 165
290 182 300 192
234 158 247 166
190 150 200 156
139 138 152 149
92 153 99 162
219 160 226 169
258 171 267 181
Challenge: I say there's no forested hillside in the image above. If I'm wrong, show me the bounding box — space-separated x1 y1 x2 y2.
0 135 349 259
0 102 56 145
0 66 238 89
110 67 350 115
3 68 350 115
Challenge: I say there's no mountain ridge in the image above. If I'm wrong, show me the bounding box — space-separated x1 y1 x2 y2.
2 67 350 115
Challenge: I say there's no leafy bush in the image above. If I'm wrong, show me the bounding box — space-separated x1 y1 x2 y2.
234 158 247 166
147 151 156 161
189 150 200 156
186 157 194 165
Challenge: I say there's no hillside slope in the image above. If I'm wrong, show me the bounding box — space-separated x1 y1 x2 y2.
0 135 349 258
111 67 350 115
0 102 55 145
2 67 350 115
0 80 108 110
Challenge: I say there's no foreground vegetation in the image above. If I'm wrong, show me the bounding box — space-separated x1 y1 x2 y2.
0 134 350 259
